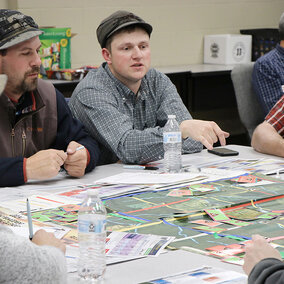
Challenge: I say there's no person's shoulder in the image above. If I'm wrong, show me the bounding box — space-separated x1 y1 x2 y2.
255 48 279 66
145 68 169 82
0 225 12 235
75 65 112 91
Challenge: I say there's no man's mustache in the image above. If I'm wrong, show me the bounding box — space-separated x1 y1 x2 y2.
25 67 41 76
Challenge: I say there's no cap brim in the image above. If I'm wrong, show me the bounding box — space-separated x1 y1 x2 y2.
107 21 152 42
0 30 43 50
0 75 7 96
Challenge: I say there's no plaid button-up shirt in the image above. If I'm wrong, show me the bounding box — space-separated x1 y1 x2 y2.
252 44 284 116
69 63 202 164
266 94 284 136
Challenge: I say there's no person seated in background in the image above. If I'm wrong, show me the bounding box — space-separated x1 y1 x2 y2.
69 10 229 165
0 9 100 187
0 226 67 283
252 12 284 116
251 94 284 157
243 234 284 284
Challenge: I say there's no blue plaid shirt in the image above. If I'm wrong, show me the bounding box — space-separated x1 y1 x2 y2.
69 63 203 164
252 44 284 116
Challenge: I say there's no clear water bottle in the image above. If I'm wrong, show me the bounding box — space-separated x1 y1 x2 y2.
163 114 182 173
77 189 107 281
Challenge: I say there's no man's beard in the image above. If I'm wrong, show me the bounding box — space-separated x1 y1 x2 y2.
15 67 40 94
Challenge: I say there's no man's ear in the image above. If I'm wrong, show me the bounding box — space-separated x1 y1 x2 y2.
102 48 112 64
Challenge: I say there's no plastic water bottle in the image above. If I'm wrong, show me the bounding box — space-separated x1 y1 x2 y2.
77 189 107 281
163 114 182 173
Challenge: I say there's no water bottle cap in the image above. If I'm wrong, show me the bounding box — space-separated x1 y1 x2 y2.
87 189 99 196
168 114 176 119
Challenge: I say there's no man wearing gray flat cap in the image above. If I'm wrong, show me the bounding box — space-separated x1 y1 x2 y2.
70 10 229 165
0 9 100 187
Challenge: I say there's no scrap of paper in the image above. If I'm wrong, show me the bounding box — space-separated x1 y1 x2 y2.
168 189 193 197
236 175 259 183
105 231 174 257
140 266 247 284
191 219 222 227
222 219 250 226
226 208 263 221
205 208 231 222
258 212 282 219
222 256 244 266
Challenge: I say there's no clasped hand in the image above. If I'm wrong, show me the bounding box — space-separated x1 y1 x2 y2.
180 119 230 149
26 141 87 181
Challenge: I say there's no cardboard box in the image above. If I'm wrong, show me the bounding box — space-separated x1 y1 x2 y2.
204 34 252 64
39 27 73 70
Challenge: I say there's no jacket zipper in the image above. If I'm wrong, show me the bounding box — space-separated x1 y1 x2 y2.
22 130 26 156
11 128 15 157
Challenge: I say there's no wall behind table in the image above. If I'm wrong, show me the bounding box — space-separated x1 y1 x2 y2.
6 0 283 68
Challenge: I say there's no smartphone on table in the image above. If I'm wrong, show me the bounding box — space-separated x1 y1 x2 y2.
207 147 239 156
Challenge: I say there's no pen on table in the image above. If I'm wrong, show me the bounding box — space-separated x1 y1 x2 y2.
123 165 159 170
266 169 284 176
26 198 33 240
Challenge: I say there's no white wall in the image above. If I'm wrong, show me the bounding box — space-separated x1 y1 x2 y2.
2 0 284 68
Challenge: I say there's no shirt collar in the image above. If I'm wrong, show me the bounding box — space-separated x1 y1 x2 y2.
103 63 147 100
15 92 36 116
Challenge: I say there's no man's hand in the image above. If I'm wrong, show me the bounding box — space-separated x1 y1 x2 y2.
64 141 88 177
32 229 66 254
180 120 229 149
243 234 282 275
26 149 67 180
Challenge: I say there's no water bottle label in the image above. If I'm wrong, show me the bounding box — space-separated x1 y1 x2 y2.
163 132 181 143
78 218 106 233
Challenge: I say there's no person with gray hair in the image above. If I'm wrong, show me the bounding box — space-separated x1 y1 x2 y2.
252 12 284 116
69 10 229 165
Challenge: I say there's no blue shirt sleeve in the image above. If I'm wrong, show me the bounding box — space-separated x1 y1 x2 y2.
0 157 25 187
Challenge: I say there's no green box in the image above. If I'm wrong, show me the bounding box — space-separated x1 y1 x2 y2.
39 28 72 70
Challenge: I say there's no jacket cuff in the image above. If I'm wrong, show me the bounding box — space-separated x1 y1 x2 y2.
23 158 27 183
86 148 90 166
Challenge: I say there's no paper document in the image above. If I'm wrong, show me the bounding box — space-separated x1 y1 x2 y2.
141 266 247 283
106 231 174 257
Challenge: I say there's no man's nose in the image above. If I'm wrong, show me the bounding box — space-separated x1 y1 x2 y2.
31 52 42 67
132 46 142 58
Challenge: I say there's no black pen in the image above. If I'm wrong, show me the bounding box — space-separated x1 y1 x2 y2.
123 165 159 170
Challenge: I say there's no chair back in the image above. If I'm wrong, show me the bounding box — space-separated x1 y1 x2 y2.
231 63 264 138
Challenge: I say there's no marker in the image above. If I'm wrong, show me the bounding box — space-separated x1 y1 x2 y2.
123 165 159 170
75 145 85 151
26 198 33 240
65 145 85 155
